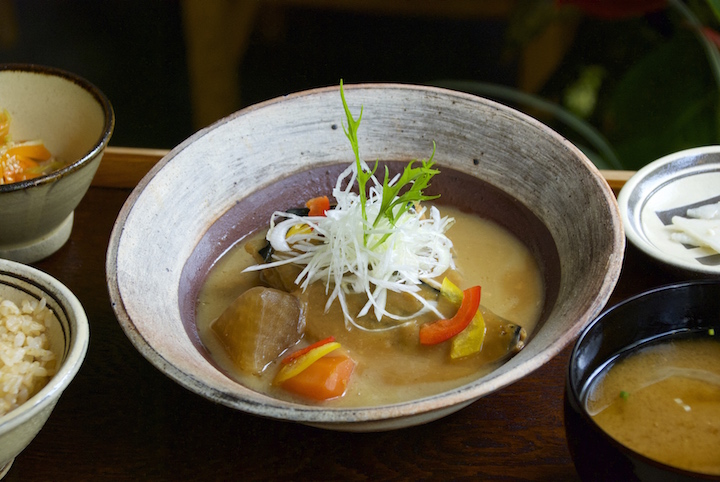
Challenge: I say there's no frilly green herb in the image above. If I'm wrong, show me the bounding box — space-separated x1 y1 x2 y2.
339 80 440 246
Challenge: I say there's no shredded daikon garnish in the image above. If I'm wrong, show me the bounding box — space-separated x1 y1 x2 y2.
244 82 456 331
246 162 455 330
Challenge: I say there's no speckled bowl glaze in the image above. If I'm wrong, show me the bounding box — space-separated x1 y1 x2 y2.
107 84 624 431
0 64 114 263
0 259 89 477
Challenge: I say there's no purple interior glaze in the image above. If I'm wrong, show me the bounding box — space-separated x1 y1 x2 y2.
179 161 561 361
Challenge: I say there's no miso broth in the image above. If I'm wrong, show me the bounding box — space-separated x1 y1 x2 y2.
196 206 544 406
586 332 720 475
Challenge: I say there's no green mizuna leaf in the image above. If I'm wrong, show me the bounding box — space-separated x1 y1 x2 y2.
340 80 376 226
339 80 440 246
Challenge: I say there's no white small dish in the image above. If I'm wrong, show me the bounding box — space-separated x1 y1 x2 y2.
618 146 720 277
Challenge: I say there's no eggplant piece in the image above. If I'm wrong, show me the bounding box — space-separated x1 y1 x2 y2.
244 238 302 292
479 306 527 364
211 286 305 375
255 204 334 264
248 203 339 291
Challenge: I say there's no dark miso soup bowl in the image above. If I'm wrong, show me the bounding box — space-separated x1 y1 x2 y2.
565 280 720 481
107 84 624 432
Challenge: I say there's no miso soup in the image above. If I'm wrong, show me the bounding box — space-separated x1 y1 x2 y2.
586 331 720 475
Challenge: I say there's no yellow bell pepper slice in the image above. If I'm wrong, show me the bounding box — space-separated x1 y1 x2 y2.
440 277 464 306
450 310 486 359
440 277 486 359
287 223 313 238
274 341 341 383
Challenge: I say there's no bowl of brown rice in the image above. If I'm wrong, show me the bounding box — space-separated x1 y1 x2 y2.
0 258 88 478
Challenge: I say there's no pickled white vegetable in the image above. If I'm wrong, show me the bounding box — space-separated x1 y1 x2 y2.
669 201 720 254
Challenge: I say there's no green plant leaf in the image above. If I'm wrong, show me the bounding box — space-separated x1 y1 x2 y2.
603 31 718 169
706 0 720 23
339 81 440 246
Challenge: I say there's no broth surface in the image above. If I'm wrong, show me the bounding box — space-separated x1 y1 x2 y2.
196 206 544 406
586 334 720 475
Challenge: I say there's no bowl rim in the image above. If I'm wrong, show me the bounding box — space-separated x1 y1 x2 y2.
567 278 720 478
0 259 90 431
0 63 115 193
617 145 720 276
107 82 624 425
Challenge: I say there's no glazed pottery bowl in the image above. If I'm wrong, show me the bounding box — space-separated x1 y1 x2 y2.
0 64 114 263
107 84 624 431
618 146 720 277
565 280 720 481
0 259 89 477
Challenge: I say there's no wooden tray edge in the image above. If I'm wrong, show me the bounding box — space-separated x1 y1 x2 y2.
96 146 634 193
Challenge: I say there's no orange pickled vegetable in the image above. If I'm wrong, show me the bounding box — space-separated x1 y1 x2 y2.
1 154 40 184
0 109 58 184
4 141 52 162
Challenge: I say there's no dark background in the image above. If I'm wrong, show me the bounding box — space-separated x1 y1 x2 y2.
0 1 515 149
1 0 717 169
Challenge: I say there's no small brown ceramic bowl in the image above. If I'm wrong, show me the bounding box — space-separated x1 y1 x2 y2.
107 84 624 431
565 280 720 481
0 64 114 263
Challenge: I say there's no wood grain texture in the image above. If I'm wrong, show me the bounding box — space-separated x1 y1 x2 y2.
7 179 681 480
1 142 665 479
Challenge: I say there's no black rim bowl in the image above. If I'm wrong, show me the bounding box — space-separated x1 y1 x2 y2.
564 280 720 482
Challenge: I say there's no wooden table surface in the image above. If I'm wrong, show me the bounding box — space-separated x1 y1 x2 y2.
5 149 681 481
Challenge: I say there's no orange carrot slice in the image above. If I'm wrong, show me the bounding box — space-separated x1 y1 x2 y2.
280 352 355 401
306 195 330 216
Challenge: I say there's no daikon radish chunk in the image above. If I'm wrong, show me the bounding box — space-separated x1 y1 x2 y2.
211 287 305 375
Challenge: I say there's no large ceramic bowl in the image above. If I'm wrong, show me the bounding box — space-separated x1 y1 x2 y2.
565 280 720 481
0 64 114 263
0 259 89 477
107 84 624 431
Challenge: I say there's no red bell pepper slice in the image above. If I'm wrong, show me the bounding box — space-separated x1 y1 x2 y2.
419 285 481 345
306 195 330 216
